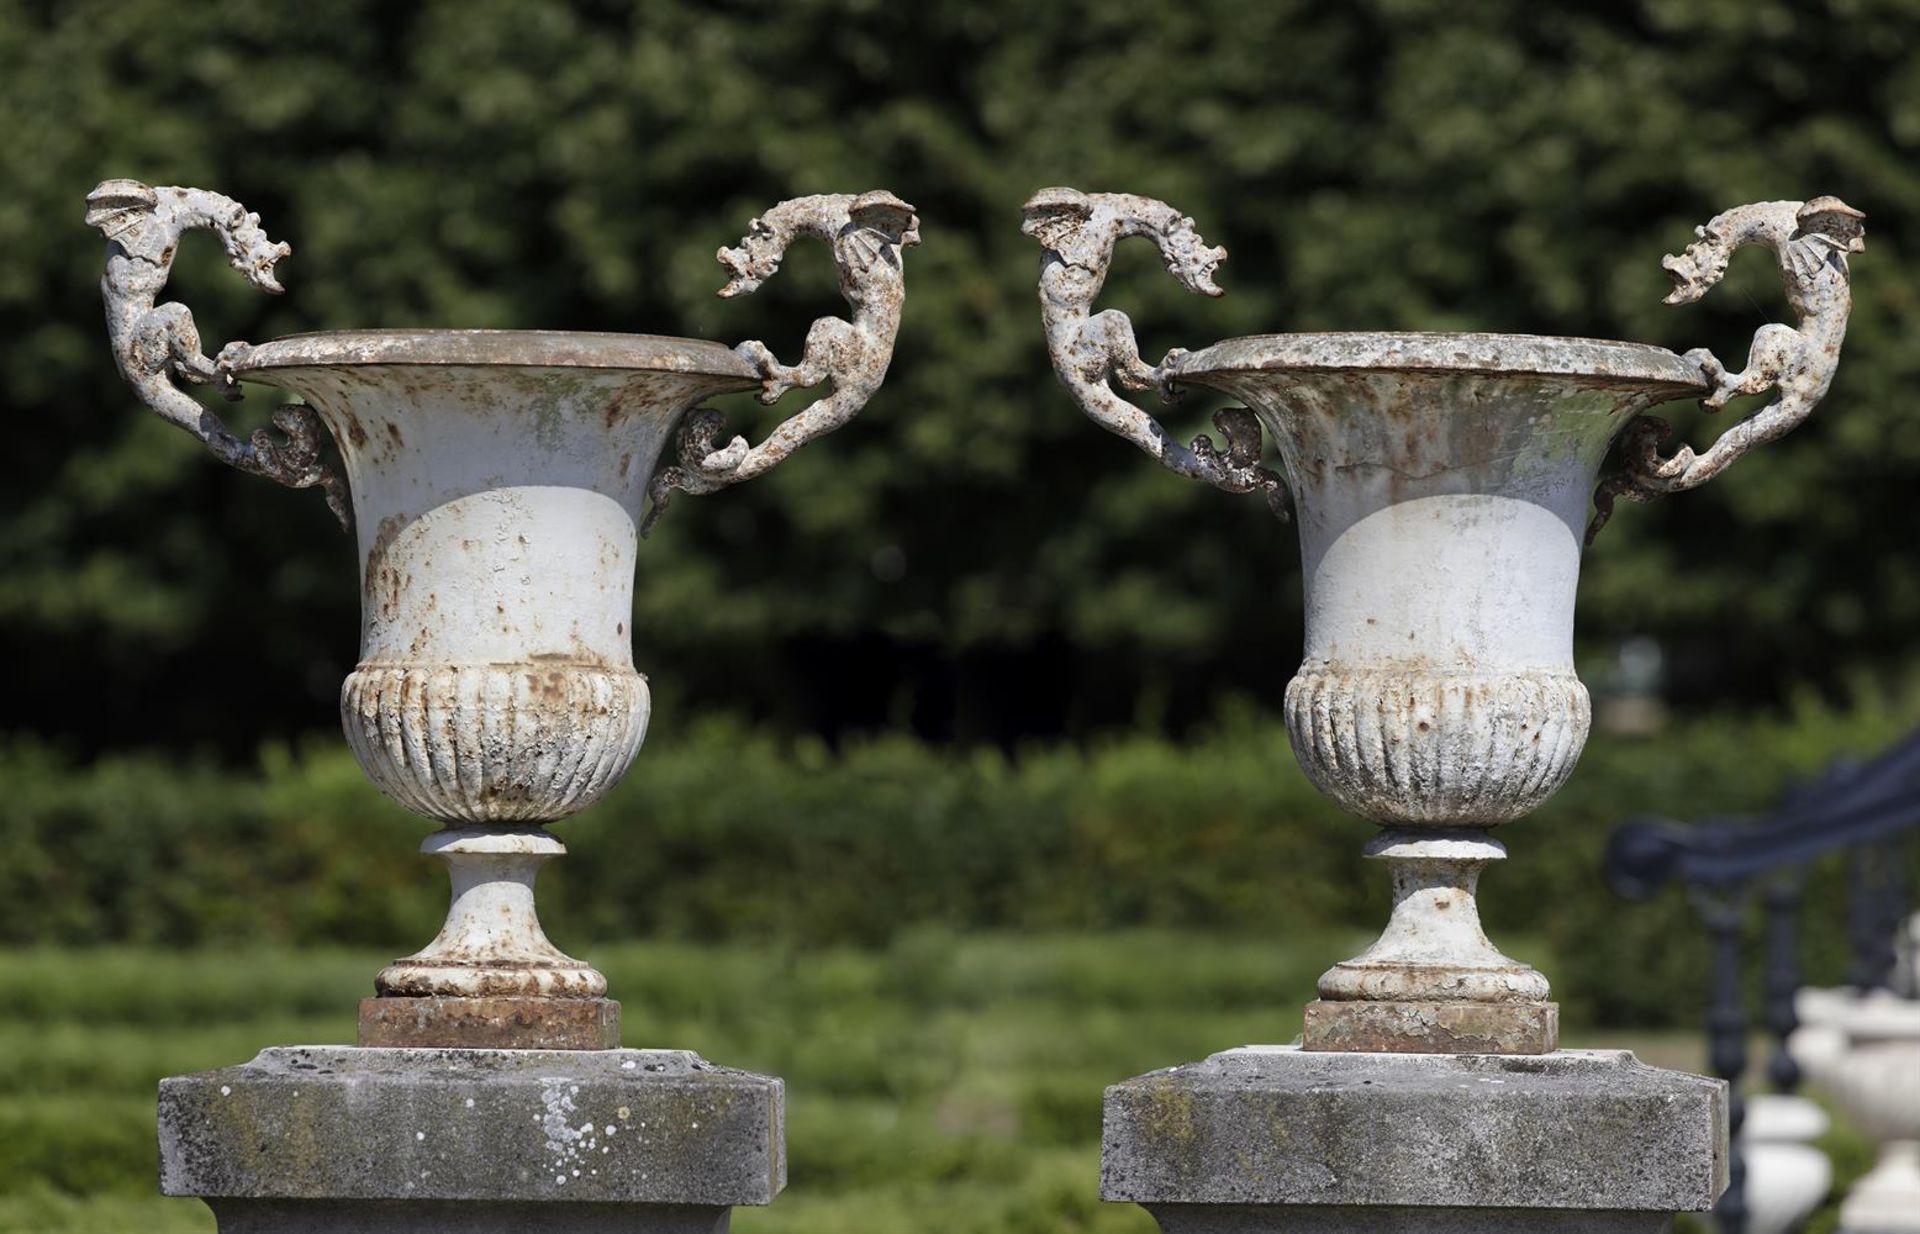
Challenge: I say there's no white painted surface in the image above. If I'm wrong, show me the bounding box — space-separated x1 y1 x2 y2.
1743 1094 1832 1234
1789 992 1920 1234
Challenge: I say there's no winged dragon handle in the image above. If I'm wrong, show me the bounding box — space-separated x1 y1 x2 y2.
643 190 920 533
1589 196 1865 542
1022 187 1286 516
87 179 346 525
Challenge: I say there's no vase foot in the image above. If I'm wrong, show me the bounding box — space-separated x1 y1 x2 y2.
358 996 622 1050
374 826 610 1004
1302 998 1558 1054
1308 829 1556 1053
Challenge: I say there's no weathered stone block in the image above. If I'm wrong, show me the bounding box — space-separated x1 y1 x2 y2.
160 1046 783 1232
1103 1046 1725 1228
200 1199 733 1233
1139 1204 1679 1233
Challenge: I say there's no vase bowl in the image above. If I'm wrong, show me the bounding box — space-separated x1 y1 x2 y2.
1174 333 1706 827
232 330 760 823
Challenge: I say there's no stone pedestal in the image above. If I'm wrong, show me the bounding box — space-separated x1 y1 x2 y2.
1102 1046 1727 1233
160 1047 784 1233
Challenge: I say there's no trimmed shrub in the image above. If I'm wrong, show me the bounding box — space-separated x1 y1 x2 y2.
5 681 1915 1027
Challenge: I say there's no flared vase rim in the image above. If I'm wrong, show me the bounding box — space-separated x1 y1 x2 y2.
1173 331 1711 393
228 328 760 382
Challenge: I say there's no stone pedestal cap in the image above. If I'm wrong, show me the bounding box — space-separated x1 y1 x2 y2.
160 1047 783 1208
1102 1047 1726 1213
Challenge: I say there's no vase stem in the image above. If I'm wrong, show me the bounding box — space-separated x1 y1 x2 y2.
1302 829 1558 1054
374 826 607 1000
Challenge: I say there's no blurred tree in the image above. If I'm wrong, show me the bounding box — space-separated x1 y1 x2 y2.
4 0 1919 753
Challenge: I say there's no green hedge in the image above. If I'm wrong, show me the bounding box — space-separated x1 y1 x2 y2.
4 684 1916 1027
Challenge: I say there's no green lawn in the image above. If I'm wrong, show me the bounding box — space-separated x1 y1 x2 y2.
0 932 1809 1233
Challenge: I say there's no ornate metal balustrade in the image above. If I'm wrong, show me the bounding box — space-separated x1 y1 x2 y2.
1605 727 1920 1234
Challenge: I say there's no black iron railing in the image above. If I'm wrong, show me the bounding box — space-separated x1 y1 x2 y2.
1604 727 1920 1234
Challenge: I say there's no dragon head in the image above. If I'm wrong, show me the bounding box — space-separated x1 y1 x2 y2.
1661 218 1732 306
1158 212 1227 298
219 202 291 295
1023 188 1228 296
86 181 290 293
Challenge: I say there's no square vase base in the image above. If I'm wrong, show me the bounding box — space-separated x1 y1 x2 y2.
359 996 621 1050
1301 999 1558 1054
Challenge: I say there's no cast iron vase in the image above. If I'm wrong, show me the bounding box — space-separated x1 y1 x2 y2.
1026 187 1863 1053
92 179 918 1047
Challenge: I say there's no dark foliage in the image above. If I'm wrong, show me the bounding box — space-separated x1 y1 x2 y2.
6 0 1920 751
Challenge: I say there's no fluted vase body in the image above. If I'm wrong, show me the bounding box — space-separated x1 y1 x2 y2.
1175 333 1705 827
231 330 760 823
